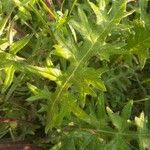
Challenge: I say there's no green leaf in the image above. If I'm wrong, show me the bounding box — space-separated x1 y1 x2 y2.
96 0 106 10
70 6 94 42
45 92 72 132
125 23 150 68
121 100 133 120
135 112 150 150
97 93 106 126
0 15 10 36
46 1 127 131
106 107 123 131
56 10 68 30
139 0 150 26
54 28 78 58
106 135 130 150
81 68 106 91
72 78 97 107
69 100 99 127
27 83 51 101
46 92 99 132
52 44 72 59
108 0 127 24
10 34 33 54
25 65 61 81
2 65 15 93
61 138 76 150
88 0 106 25
0 49 25 64
0 50 61 82
98 42 126 61
0 124 9 139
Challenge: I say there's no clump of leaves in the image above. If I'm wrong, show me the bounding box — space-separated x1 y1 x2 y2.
0 0 150 149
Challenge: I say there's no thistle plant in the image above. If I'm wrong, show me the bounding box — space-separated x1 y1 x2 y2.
0 0 150 149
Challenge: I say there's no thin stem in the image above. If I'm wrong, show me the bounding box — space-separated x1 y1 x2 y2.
69 0 78 15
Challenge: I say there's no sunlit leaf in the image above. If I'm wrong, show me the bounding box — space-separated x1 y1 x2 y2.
0 15 10 36
27 83 51 101
10 34 33 54
2 65 15 93
135 112 150 150
25 65 61 81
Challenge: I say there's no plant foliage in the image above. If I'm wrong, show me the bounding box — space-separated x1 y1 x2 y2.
0 0 150 149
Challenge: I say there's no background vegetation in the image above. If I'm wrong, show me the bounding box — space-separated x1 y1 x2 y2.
0 0 150 149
